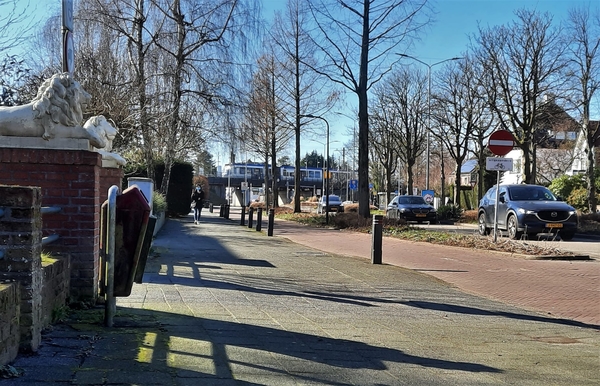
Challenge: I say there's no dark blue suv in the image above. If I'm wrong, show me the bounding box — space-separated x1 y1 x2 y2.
478 184 578 240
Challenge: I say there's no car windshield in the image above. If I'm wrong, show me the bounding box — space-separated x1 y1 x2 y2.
397 196 426 205
508 186 556 201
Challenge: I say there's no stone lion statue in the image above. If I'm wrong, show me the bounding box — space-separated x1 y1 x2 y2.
0 72 106 148
83 115 126 166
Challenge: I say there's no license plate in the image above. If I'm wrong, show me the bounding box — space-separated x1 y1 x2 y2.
415 214 426 217
546 223 563 228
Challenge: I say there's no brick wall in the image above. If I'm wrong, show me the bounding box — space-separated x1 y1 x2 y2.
0 283 20 366
0 148 123 301
0 183 73 364
41 256 70 328
0 186 43 353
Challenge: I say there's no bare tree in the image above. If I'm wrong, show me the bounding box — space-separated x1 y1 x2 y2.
431 58 484 207
0 1 40 105
565 4 599 212
150 0 259 195
271 0 337 212
0 0 42 54
242 53 292 208
373 67 427 196
370 85 400 204
474 9 568 184
306 0 430 218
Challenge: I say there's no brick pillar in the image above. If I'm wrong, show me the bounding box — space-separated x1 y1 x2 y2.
0 148 123 301
0 186 43 352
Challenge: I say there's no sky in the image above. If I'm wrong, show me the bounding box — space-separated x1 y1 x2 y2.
261 0 597 165
1 0 596 167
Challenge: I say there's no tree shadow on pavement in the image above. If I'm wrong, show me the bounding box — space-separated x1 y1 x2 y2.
402 300 600 330
106 307 502 384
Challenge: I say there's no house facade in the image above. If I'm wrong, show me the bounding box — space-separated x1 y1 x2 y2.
498 96 595 185
568 120 600 176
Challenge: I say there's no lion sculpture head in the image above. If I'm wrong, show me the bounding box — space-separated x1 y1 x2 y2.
83 115 117 151
31 73 91 139
83 115 126 166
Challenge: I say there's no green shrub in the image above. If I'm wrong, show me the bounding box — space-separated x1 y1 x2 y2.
549 174 586 199
437 205 463 220
567 187 589 212
156 162 194 216
549 171 600 212
152 191 167 213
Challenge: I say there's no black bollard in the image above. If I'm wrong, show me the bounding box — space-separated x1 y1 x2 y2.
240 206 246 226
267 208 274 236
224 204 230 219
256 208 263 232
248 207 254 228
209 203 213 213
219 204 224 217
371 214 383 264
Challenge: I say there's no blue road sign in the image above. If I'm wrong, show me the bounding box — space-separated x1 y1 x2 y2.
349 179 358 191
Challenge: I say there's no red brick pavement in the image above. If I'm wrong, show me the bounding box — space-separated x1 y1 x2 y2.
272 219 600 327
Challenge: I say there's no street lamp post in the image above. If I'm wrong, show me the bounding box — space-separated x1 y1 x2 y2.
303 114 330 224
397 54 463 191
308 139 326 196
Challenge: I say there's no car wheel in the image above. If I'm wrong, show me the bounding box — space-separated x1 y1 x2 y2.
478 213 490 236
507 215 523 240
560 231 575 241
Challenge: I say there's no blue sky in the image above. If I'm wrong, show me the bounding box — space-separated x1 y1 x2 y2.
264 0 593 63
262 0 598 161
2 0 596 165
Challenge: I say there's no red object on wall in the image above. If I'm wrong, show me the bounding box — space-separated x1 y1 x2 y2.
112 186 151 297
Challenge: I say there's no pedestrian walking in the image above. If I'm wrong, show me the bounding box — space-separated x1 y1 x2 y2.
191 185 205 224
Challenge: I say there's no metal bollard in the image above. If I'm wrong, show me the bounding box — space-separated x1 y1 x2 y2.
240 206 246 226
267 208 274 236
224 204 230 219
256 208 263 232
248 207 254 228
371 214 383 264
209 203 213 213
219 205 224 217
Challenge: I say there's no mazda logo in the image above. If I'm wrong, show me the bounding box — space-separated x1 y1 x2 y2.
551 212 557 217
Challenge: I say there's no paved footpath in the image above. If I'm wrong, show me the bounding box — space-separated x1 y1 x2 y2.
269 214 600 327
7 210 599 385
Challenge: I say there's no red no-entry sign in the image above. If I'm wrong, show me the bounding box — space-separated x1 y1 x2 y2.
488 130 515 156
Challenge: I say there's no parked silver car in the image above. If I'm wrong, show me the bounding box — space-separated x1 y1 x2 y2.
317 195 343 214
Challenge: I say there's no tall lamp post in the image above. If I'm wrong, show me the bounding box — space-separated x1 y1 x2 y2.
397 54 463 191
303 114 330 224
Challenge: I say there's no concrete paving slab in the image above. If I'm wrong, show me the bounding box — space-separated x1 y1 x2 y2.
6 211 599 385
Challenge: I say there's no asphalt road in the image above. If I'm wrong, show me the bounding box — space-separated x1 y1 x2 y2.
413 222 600 259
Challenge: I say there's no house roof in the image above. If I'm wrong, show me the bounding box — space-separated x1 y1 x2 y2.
537 97 580 132
460 159 478 174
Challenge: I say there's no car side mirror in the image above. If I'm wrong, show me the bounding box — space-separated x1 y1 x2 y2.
556 196 564 201
499 195 506 203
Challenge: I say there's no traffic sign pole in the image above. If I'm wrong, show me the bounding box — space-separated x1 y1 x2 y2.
493 171 500 242
487 130 515 242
